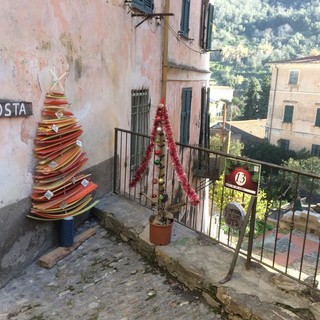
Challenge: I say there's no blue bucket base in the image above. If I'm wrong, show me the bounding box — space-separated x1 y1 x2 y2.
59 217 74 247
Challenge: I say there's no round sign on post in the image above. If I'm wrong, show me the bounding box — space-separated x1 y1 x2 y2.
223 202 245 230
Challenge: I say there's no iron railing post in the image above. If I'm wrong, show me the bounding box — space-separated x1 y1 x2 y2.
113 128 119 193
246 197 257 270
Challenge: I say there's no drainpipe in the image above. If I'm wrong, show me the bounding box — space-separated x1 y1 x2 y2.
161 0 170 100
268 65 278 142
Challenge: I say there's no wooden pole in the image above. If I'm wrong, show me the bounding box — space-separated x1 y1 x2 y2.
161 0 170 100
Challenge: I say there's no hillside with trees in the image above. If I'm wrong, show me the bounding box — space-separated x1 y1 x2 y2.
210 0 320 94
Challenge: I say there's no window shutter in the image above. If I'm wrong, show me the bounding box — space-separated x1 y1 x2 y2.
199 87 206 146
315 108 320 127
205 87 210 148
132 0 153 14
199 87 210 148
283 105 293 123
180 88 192 144
311 144 320 156
145 0 153 12
180 0 191 37
279 139 290 150
205 4 214 50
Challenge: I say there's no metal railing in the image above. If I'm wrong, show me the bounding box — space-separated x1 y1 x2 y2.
113 128 320 290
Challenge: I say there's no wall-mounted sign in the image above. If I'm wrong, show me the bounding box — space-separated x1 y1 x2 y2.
224 158 261 196
0 100 32 118
223 201 245 230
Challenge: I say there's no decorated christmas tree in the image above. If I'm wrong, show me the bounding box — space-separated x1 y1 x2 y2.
28 88 98 221
129 100 200 227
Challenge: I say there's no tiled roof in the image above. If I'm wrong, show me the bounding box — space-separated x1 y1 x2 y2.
227 119 267 139
269 55 320 64
210 119 267 142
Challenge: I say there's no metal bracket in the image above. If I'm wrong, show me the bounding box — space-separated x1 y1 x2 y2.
132 13 174 28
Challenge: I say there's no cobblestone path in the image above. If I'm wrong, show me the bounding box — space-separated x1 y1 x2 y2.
0 220 222 320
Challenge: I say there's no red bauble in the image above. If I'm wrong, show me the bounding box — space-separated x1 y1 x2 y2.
152 178 158 184
152 193 157 198
155 150 161 156
155 116 161 122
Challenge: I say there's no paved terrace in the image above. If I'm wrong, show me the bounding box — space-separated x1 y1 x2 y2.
1 193 320 319
93 193 320 320
0 218 219 320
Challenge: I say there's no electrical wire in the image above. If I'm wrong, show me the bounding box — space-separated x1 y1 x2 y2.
165 20 206 55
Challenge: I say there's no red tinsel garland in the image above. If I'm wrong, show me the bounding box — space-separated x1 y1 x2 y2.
129 102 200 206
129 119 158 187
162 106 200 206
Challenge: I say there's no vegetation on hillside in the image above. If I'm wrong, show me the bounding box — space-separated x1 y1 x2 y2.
210 0 320 94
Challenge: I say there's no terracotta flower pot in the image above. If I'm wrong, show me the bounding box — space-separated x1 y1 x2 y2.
149 219 173 246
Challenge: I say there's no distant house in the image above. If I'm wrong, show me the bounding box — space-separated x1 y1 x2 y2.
266 55 320 154
209 85 234 125
211 119 266 146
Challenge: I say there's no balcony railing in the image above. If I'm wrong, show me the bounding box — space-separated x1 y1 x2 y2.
113 128 320 291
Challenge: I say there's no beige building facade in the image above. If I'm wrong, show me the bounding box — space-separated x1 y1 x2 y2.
266 55 320 154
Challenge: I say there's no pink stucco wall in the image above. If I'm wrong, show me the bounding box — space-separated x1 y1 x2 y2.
0 1 164 208
0 0 212 287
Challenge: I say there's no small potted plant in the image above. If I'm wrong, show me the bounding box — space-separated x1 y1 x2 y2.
130 100 200 245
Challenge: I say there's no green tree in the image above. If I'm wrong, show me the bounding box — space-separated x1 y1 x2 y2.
210 0 320 93
242 140 296 165
211 174 271 236
211 134 244 156
242 77 261 120
283 157 320 196
259 75 271 119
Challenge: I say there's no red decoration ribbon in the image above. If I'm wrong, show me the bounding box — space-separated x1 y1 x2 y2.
129 102 200 206
129 120 157 187
161 106 200 206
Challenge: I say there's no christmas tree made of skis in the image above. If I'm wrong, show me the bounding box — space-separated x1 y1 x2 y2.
28 92 99 220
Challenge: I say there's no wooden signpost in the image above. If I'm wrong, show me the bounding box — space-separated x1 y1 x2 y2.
219 197 255 284
0 99 32 118
219 158 261 284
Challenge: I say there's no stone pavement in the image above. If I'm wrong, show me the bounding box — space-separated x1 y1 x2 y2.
93 193 320 320
0 219 221 320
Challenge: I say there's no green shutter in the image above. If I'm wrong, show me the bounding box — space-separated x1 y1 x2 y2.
205 87 210 148
132 0 153 14
315 108 320 127
199 87 210 148
205 4 214 50
199 87 206 147
180 88 192 144
180 0 191 36
283 105 293 123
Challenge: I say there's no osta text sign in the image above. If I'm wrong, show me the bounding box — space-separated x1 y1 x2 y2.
0 100 32 118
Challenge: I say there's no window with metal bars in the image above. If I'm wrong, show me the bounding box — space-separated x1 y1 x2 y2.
130 89 150 170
